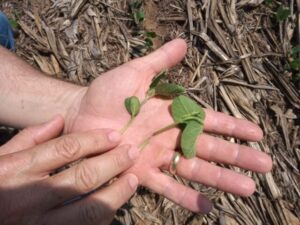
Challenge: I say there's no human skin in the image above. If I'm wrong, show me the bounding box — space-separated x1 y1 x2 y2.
0 116 139 225
0 39 272 213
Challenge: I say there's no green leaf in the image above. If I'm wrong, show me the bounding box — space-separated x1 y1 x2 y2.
293 73 300 81
145 38 153 48
276 6 290 22
130 0 142 9
145 31 157 38
181 120 203 159
149 71 166 89
290 59 300 70
125 96 141 117
291 45 300 58
265 0 273 5
154 83 186 98
284 63 291 71
8 19 18 29
134 11 145 23
172 95 205 124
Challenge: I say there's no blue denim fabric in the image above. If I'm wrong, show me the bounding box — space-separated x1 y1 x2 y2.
0 12 15 50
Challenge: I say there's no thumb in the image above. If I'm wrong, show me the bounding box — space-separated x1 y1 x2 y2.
0 115 64 156
113 39 187 80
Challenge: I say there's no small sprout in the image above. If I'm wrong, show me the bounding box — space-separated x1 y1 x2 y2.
291 45 300 58
129 0 144 25
145 31 157 38
149 71 167 89
145 71 167 101
8 19 18 29
294 73 300 81
125 96 141 118
265 0 273 6
138 95 206 157
289 59 300 70
134 11 145 23
147 71 186 99
276 6 290 22
145 38 153 48
122 71 205 159
154 83 186 98
143 31 157 49
130 0 142 9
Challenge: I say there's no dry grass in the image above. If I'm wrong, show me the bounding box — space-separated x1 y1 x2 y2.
1 0 300 224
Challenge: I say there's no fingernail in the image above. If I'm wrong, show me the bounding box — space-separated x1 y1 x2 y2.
108 131 121 142
128 174 139 190
128 146 140 160
200 200 213 214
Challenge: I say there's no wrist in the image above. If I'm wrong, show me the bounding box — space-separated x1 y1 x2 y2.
63 86 88 134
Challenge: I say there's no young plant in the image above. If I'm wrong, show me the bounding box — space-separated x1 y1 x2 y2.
144 31 157 48
285 45 300 84
139 95 205 158
276 6 290 22
171 95 205 158
121 72 186 133
130 0 145 25
121 71 205 159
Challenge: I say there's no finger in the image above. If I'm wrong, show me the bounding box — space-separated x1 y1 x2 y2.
144 171 212 213
173 155 256 197
204 109 263 141
0 115 64 156
43 145 139 207
112 39 187 79
196 134 272 173
43 174 138 225
0 129 122 175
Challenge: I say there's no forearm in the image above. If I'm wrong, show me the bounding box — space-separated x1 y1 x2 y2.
0 46 86 128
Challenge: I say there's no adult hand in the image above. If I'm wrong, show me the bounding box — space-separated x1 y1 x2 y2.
65 39 272 213
0 116 139 225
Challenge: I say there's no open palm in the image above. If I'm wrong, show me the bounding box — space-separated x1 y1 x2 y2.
67 39 272 213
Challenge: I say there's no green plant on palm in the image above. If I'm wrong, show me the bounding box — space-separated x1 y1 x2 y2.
122 71 206 159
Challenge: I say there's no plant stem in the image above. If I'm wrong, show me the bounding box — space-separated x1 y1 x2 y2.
139 122 179 150
139 138 150 150
140 95 150 106
140 97 148 106
122 93 155 134
152 122 179 136
120 117 134 134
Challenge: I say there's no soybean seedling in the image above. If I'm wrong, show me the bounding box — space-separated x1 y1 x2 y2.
139 95 205 158
122 71 206 159
130 0 145 25
121 71 186 133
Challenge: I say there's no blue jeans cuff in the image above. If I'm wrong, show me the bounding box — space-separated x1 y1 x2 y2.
0 12 15 50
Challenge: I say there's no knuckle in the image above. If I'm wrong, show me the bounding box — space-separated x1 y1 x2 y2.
115 185 131 203
19 128 37 145
112 153 128 169
91 134 107 150
19 127 34 137
55 136 81 160
79 202 103 225
75 163 98 193
215 167 223 188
